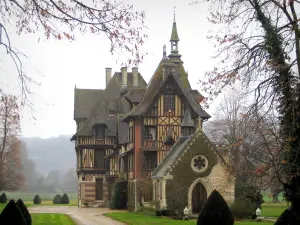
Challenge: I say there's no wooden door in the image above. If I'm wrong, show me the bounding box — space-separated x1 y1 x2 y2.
96 179 103 200
192 182 207 214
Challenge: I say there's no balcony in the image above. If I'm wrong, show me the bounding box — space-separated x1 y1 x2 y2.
143 140 158 150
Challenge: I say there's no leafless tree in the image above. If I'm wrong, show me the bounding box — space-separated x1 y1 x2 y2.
0 94 24 191
0 0 147 102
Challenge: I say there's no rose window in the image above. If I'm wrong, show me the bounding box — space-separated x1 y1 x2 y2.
191 155 208 172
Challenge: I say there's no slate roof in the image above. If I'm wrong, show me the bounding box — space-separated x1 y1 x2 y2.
122 59 211 122
152 136 191 179
73 72 147 138
74 89 103 119
151 127 221 179
170 21 180 41
124 88 146 104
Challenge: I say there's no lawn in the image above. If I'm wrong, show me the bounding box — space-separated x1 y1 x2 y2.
105 212 274 225
31 214 75 225
261 203 288 217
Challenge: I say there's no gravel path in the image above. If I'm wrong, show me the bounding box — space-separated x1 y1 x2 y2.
28 206 125 225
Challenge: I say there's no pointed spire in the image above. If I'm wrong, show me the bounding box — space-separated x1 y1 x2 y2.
163 44 167 58
170 12 179 42
181 108 195 127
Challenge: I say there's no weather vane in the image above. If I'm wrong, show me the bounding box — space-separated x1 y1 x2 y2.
174 6 176 22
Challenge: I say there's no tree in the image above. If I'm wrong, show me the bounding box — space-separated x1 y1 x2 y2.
0 0 147 101
204 87 286 202
192 0 300 190
61 168 77 191
0 94 24 191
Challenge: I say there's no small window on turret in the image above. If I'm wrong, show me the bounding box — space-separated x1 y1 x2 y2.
108 110 115 116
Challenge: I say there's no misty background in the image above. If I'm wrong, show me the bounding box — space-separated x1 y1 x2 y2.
20 135 77 193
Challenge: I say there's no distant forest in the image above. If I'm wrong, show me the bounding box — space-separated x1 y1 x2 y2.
20 135 77 193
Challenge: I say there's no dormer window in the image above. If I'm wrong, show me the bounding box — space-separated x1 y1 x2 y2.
108 110 116 116
95 127 105 140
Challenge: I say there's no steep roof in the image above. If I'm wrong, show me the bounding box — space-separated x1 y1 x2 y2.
74 88 103 119
124 88 146 104
170 21 180 41
74 72 147 137
122 60 210 122
152 127 219 179
152 136 191 178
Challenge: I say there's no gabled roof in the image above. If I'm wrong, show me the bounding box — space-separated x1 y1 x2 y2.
124 88 146 104
74 88 103 119
152 127 220 179
122 60 210 122
74 72 147 137
152 136 191 179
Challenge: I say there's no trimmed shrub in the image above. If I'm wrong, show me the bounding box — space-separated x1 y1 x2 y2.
53 194 62 204
110 181 128 209
0 199 27 225
231 198 256 219
33 195 41 204
16 199 32 225
197 190 234 225
61 193 70 204
0 193 7 203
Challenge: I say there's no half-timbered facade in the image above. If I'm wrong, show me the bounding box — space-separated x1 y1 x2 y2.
72 16 234 212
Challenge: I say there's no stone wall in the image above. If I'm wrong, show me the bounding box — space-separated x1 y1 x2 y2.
165 132 235 212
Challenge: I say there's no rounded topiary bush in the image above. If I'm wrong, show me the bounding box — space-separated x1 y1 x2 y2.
33 195 41 204
53 194 62 204
197 189 234 225
61 193 69 204
0 199 27 225
0 193 7 203
16 199 32 225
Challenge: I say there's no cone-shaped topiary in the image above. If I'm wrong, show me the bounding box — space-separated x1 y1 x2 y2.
61 193 69 204
0 193 7 203
0 199 27 225
16 199 32 225
33 195 41 204
53 194 62 204
197 190 234 225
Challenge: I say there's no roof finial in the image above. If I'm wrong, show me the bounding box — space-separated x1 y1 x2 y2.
173 6 176 22
163 44 166 58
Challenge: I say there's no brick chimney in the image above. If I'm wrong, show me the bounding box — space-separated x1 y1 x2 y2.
132 67 139 87
105 68 112 88
121 67 127 87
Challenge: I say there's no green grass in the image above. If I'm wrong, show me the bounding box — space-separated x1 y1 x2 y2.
105 212 274 225
31 213 75 225
261 203 288 217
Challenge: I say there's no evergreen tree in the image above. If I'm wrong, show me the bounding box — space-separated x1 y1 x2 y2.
197 190 234 225
0 200 27 225
16 199 32 225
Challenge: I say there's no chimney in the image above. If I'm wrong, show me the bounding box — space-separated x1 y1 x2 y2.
132 67 139 87
121 67 127 86
105 68 112 87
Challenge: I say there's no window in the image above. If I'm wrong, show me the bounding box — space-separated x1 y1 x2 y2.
144 152 157 170
108 110 116 116
164 95 175 112
165 84 175 94
144 126 156 140
94 150 105 169
95 127 105 140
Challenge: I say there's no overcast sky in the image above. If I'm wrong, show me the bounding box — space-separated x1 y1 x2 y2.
1 0 221 138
